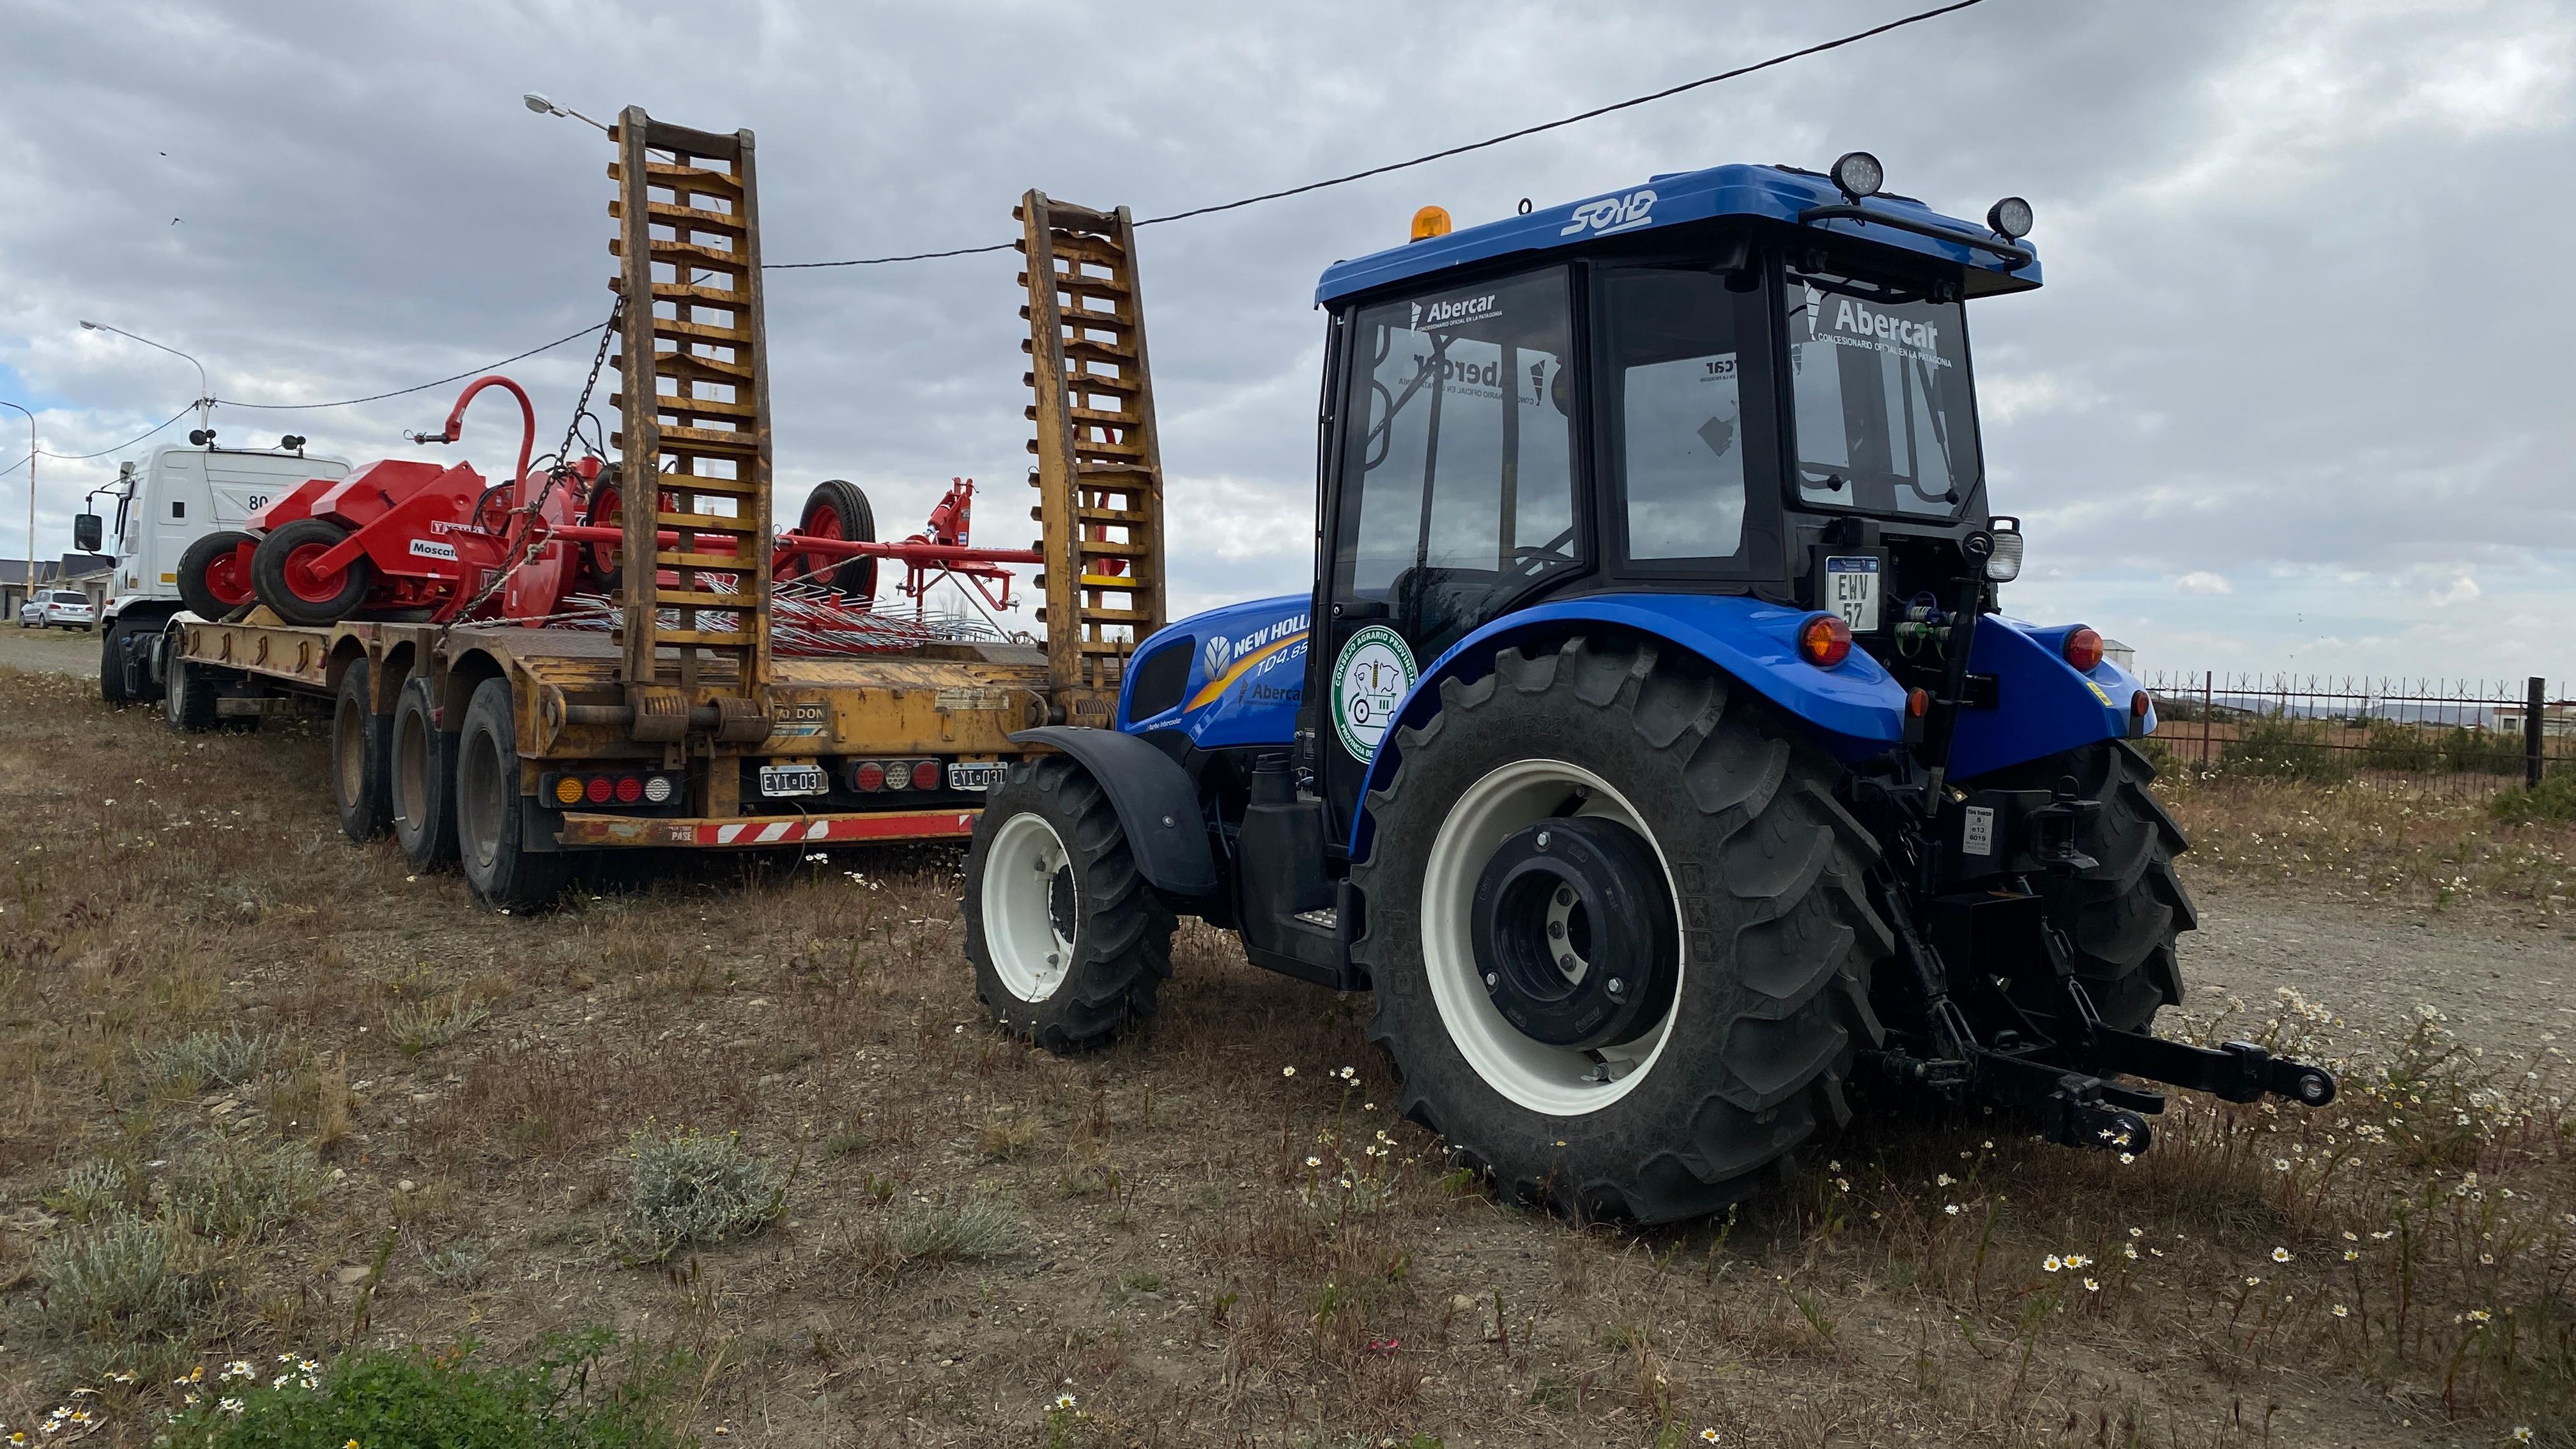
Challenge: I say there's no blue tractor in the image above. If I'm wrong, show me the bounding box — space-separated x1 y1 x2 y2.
961 152 2335 1222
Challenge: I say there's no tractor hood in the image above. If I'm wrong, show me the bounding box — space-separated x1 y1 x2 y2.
1119 594 1312 749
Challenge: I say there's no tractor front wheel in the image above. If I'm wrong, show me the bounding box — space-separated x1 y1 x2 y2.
963 756 1175 1052
253 518 374 626
1352 635 1892 1223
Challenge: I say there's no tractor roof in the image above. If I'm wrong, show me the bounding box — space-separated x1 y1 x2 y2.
1313 162 2042 306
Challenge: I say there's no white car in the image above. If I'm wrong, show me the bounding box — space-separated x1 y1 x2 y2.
24 590 96 630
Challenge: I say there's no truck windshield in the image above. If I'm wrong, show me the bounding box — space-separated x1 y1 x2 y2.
1784 270 1979 517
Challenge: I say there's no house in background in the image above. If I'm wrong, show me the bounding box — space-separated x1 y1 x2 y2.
2 553 114 619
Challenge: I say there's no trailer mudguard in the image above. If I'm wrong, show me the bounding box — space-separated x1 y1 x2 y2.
1946 617 2156 781
1009 726 1219 898
1346 594 1908 857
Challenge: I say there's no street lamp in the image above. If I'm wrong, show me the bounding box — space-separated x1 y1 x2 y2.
523 93 611 134
79 320 214 436
0 399 32 618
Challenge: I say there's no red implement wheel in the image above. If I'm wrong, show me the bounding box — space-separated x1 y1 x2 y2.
792 478 876 604
176 530 259 618
252 518 375 626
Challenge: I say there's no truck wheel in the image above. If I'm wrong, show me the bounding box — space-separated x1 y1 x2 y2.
332 657 394 843
164 647 222 733
963 756 1175 1052
454 677 565 912
392 675 460 870
177 530 259 619
99 622 130 705
1977 740 2193 1032
252 518 374 626
1351 636 1891 1223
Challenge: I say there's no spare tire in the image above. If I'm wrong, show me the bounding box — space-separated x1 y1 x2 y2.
177 530 259 619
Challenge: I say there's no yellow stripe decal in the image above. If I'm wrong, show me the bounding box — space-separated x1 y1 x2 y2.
1186 631 1308 712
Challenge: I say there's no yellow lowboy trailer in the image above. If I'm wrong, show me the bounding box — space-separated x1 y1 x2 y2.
159 108 1167 909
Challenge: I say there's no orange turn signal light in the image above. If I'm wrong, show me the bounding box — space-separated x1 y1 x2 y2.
2063 625 2104 673
1797 613 1853 668
1908 687 1931 718
1409 204 1452 242
553 777 584 806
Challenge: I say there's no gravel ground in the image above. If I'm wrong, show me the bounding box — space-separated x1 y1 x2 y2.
0 619 102 677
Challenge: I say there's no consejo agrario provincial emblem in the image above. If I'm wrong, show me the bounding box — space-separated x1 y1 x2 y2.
1330 625 1417 762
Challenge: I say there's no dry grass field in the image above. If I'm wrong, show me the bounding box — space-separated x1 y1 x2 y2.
2 663 2571 1447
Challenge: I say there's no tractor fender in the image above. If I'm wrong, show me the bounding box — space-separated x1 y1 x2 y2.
1946 617 2154 779
1009 726 1219 898
1346 594 1907 858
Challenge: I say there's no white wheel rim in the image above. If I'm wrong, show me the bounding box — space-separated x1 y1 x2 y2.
982 810 1076 1003
1420 758 1685 1116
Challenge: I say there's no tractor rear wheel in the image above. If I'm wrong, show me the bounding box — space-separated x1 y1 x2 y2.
963 756 1175 1052
177 530 258 619
454 677 565 912
391 674 460 870
1352 635 1891 1223
332 657 394 843
253 518 374 626
1977 740 2193 1032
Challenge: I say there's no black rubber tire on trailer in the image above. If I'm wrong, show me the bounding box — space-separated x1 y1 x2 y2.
963 755 1176 1052
163 645 224 733
454 676 567 912
1351 634 1893 1224
252 518 374 627
1975 740 2195 1032
391 673 461 870
99 621 129 705
796 478 877 605
332 656 395 843
176 530 259 620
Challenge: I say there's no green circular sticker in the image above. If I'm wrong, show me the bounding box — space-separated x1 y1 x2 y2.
1331 624 1418 762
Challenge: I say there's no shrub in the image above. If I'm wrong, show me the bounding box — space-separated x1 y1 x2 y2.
137 1029 275 1093
157 1330 683 1448
854 1196 1021 1277
2356 718 2439 773
2216 714 2354 783
35 1212 207 1340
382 994 494 1057
2442 724 2522 776
47 1158 136 1223
165 1135 324 1242
2490 765 2576 825
620 1129 783 1261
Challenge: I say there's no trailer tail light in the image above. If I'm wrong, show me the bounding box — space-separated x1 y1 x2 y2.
854 761 886 792
554 777 583 806
1797 613 1852 668
542 772 676 810
2063 626 2104 672
643 775 673 804
615 776 643 804
586 776 613 804
910 760 940 791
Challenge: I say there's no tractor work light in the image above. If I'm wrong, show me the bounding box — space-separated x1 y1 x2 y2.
2063 627 2105 673
1987 195 2034 240
1797 613 1853 668
1983 516 2025 582
1409 205 1452 243
1830 151 1884 201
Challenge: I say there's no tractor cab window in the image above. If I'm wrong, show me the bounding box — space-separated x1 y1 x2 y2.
1333 268 1579 661
1784 270 1980 517
1604 267 1752 565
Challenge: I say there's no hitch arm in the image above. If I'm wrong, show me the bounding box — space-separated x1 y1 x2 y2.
2092 1029 2338 1108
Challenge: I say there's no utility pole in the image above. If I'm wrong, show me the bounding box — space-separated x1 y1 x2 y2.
0 399 31 615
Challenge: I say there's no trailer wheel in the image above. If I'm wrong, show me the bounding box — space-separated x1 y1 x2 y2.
331 657 395 843
454 677 565 912
963 756 1175 1052
176 530 259 620
1351 635 1891 1223
1976 740 2194 1032
793 479 877 605
163 645 226 733
253 518 374 626
391 674 460 870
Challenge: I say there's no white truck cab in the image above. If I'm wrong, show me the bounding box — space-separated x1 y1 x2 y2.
84 441 349 702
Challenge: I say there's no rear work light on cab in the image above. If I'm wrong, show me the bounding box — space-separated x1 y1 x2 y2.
1797 613 1853 668
2062 626 2104 673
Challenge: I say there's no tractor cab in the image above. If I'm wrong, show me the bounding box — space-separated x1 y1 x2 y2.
1300 153 2041 838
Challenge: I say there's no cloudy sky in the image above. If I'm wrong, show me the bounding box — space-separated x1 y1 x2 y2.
3 0 2570 686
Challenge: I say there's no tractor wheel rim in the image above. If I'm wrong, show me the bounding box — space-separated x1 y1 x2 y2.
282 542 346 603
204 551 252 606
982 810 1076 1003
1420 758 1685 1116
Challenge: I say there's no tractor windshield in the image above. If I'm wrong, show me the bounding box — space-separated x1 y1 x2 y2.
1784 270 1981 517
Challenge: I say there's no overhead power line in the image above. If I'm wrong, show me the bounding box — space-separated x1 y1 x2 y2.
0 403 199 478
213 319 609 411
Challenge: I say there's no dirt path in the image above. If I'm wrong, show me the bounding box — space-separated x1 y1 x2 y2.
0 621 100 677
2183 882 2575 1062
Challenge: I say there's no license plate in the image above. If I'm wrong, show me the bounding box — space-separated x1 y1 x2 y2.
946 762 1006 792
758 764 827 798
1825 556 1881 632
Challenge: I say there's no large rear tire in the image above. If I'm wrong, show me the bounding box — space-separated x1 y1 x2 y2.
391 674 460 870
963 756 1175 1052
1352 635 1891 1223
454 677 565 912
332 657 394 843
252 518 374 626
1975 740 2193 1032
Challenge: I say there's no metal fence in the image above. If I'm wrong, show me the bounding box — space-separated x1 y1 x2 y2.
2138 672 2573 795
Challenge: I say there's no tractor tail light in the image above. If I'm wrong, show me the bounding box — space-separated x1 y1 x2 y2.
1797 613 1853 668
2131 688 2152 720
2064 626 2104 672
911 760 941 790
1908 687 1931 718
854 761 885 792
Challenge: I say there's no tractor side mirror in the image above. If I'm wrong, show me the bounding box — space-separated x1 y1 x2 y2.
73 512 102 553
